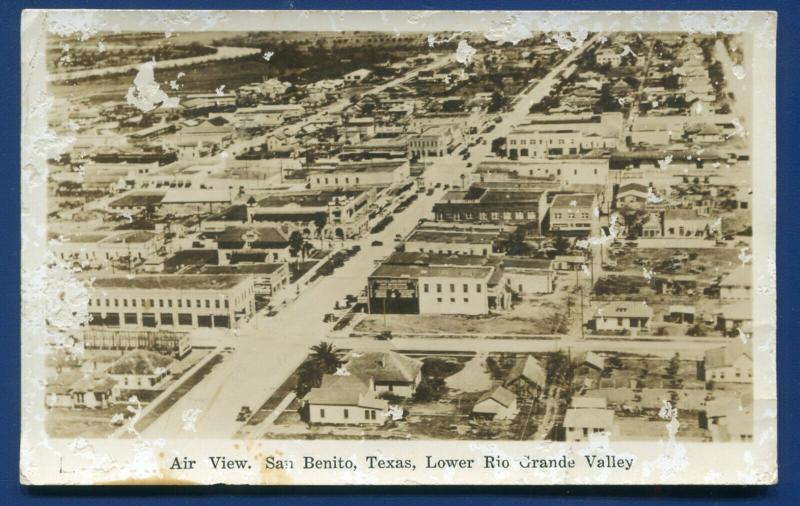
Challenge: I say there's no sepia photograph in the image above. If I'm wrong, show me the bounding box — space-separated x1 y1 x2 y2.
20 9 777 486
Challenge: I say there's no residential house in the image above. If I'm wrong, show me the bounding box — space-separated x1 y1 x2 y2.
305 374 389 425
704 340 753 384
106 350 175 390
595 48 623 67
69 373 119 409
345 351 423 398
719 265 752 302
591 301 653 332
472 385 518 420
563 407 615 441
714 300 752 337
504 355 546 399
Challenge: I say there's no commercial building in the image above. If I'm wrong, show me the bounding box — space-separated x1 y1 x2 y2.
507 113 623 159
215 225 291 265
408 125 456 158
306 160 410 189
433 185 549 233
201 263 290 297
501 257 556 294
249 188 375 240
367 252 510 315
404 224 505 256
548 193 598 235
88 275 256 330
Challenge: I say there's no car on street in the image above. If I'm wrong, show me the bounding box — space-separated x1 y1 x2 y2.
371 240 383 246
236 406 252 422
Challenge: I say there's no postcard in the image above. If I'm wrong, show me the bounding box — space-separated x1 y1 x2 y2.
20 9 776 485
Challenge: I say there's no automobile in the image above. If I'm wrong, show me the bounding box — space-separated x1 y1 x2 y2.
345 294 358 304
435 182 442 188
394 234 403 241
236 406 252 422
350 244 361 254
466 162 472 168
377 330 393 340
323 313 337 322
266 309 279 317
443 184 450 189
371 240 384 246
426 189 435 196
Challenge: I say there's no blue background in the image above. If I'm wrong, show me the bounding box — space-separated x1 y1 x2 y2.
3 0 796 503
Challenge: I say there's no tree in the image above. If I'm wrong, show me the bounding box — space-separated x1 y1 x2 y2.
288 231 305 260
313 213 328 248
553 231 570 256
505 226 531 256
487 90 504 113
247 195 257 207
309 342 344 374
666 352 680 378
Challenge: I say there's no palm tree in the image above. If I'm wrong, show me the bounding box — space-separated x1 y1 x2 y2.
309 342 344 375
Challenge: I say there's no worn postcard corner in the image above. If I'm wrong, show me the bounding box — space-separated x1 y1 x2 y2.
20 9 776 486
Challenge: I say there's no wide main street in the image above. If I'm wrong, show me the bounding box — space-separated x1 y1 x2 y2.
139 34 715 440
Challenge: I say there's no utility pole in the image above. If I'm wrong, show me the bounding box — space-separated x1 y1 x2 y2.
579 286 585 340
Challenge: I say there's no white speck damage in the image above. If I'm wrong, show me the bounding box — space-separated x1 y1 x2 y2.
454 40 477 65
125 61 179 112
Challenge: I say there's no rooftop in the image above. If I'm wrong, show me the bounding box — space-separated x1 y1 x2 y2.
93 274 250 291
106 350 174 376
704 340 752 370
345 351 422 384
505 355 546 387
593 300 653 319
551 193 596 208
563 407 615 429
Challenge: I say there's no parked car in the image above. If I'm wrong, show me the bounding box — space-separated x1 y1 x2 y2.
236 406 252 422
426 189 435 196
371 240 383 246
394 234 403 241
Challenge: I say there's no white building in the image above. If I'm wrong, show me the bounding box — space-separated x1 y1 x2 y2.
88 274 256 330
591 301 653 332
564 407 615 441
704 340 752 384
306 374 389 425
719 265 752 302
307 160 411 189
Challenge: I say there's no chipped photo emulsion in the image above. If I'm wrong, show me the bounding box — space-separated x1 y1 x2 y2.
20 10 776 485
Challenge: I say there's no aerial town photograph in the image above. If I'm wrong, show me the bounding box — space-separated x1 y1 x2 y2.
43 27 754 445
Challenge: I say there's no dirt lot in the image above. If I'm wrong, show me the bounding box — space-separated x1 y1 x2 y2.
353 289 580 338
609 247 743 285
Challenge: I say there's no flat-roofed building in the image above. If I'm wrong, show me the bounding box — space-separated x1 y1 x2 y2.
507 112 623 159
250 188 375 240
408 125 456 158
87 274 256 330
201 262 290 297
501 257 556 294
548 193 598 235
432 185 549 233
367 252 510 315
215 225 291 265
306 160 410 189
404 225 504 256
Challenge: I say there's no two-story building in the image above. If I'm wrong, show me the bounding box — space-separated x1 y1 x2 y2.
88 274 256 330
